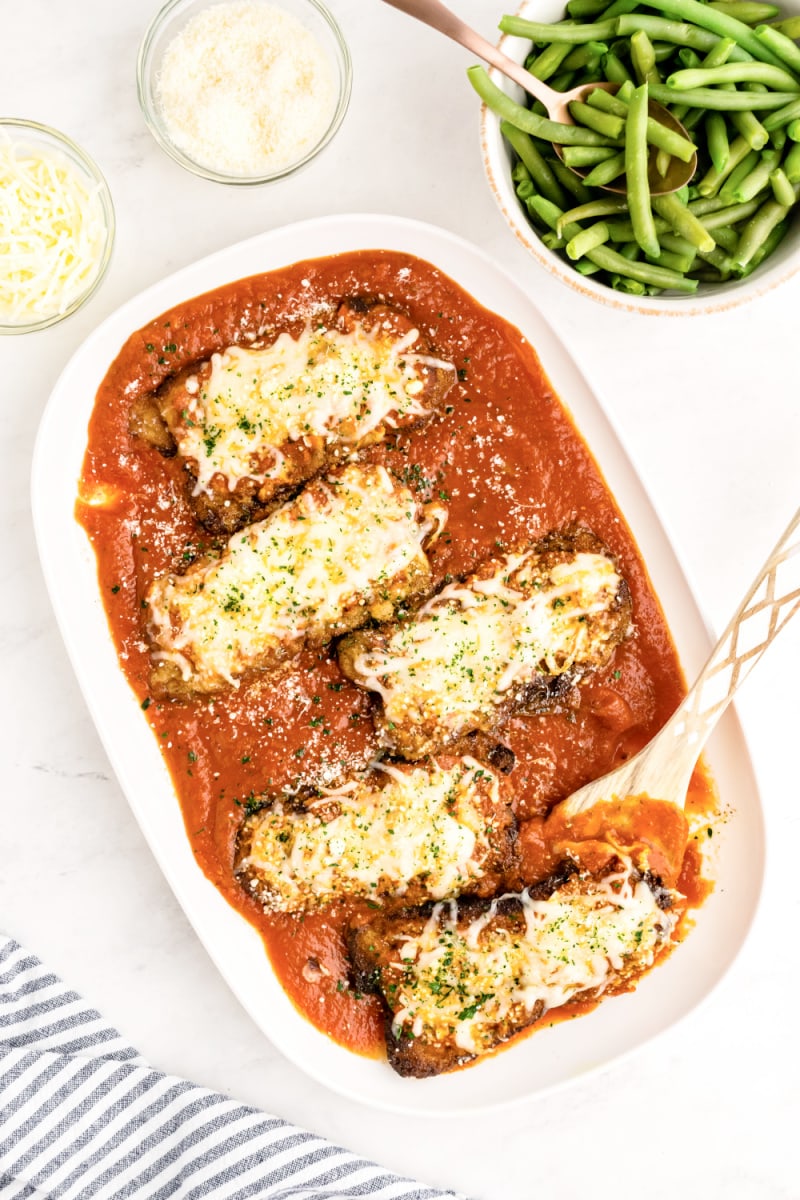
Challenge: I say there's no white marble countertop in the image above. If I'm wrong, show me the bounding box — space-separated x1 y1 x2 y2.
2 1 799 1196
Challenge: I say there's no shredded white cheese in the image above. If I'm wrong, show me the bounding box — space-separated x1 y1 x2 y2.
146 464 436 692
155 1 338 177
239 757 501 911
0 133 107 325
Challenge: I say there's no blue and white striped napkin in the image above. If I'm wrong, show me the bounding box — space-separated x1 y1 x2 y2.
0 936 466 1200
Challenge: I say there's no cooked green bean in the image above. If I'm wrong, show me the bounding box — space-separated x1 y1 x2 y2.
785 142 800 180
625 84 660 256
567 0 612 17
709 1 780 18
698 197 763 225
730 108 770 148
568 100 626 137
556 197 629 234
788 119 800 139
561 145 621 165
730 147 781 200
648 82 799 107
652 192 717 248
567 220 611 258
583 150 628 184
468 67 615 144
562 41 610 69
666 63 800 90
614 13 746 56
527 41 575 81
698 135 754 194
645 244 695 270
770 165 796 203
709 223 740 248
575 258 604 274
719 148 761 196
631 29 660 82
589 243 699 286
550 158 595 201
703 36 738 67
742 216 789 269
753 23 800 73
733 195 793 263
706 112 731 170
633 0 786 66
660 231 698 255
603 50 634 82
678 47 704 69
500 122 570 208
644 249 695 271
762 96 800 129
498 16 618 42
542 232 568 249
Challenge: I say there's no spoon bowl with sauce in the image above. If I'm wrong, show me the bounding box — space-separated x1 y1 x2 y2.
381 0 696 195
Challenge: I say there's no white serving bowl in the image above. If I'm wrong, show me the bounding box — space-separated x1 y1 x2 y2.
480 0 800 315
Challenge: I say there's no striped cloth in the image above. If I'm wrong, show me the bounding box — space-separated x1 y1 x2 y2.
0 936 465 1200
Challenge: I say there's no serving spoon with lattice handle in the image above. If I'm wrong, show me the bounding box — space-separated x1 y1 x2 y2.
559 508 800 820
380 0 696 194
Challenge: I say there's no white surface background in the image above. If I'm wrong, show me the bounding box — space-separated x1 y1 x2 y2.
1 1 799 1197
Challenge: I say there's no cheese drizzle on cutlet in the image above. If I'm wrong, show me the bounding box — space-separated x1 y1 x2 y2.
386 861 676 1055
348 547 625 751
237 758 504 912
146 463 442 692
168 319 455 496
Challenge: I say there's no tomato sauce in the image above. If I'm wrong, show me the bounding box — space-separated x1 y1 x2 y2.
77 250 716 1058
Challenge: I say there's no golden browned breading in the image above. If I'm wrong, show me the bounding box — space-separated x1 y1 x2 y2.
145 463 446 700
347 859 676 1078
234 756 517 913
129 298 456 534
338 527 632 760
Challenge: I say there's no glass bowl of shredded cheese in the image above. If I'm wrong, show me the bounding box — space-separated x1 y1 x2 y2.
0 119 115 334
137 0 352 184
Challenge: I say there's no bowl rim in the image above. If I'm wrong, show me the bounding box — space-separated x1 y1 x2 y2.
479 9 800 316
0 117 116 336
136 0 353 186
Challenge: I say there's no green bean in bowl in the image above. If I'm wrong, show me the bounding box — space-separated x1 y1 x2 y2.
478 0 800 310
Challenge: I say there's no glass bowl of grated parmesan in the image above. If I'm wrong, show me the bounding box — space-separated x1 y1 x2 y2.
137 0 352 184
0 119 115 335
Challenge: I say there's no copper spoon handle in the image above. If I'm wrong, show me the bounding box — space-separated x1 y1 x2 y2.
561 507 800 817
380 0 560 109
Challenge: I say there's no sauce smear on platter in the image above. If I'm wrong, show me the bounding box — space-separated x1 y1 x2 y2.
77 250 715 1057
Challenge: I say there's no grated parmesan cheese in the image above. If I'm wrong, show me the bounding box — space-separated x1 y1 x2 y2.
155 1 338 177
0 133 108 326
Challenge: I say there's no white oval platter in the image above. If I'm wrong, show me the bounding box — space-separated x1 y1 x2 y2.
31 213 764 1115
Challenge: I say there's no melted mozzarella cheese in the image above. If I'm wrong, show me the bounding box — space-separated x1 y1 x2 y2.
146 464 433 691
0 136 107 324
169 320 453 496
389 863 673 1054
239 758 500 911
352 550 622 745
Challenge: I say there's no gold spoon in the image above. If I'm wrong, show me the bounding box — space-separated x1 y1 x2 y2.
381 0 696 195
559 507 800 821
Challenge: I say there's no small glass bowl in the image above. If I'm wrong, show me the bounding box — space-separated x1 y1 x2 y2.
137 0 353 185
0 119 115 335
